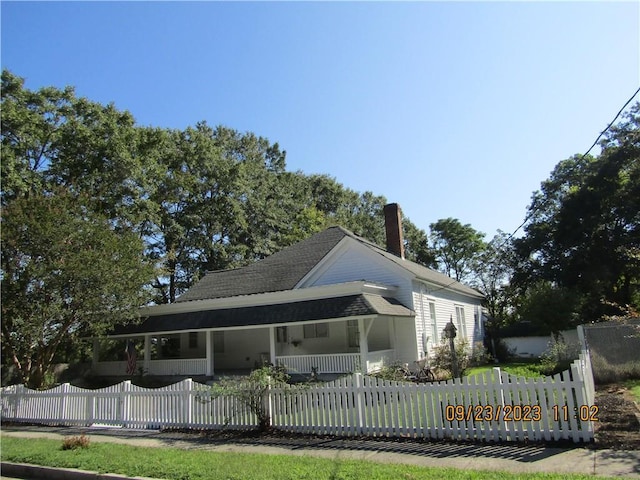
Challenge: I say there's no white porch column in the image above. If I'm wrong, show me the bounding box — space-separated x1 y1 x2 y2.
206 331 214 376
144 335 151 373
358 318 369 373
269 327 276 365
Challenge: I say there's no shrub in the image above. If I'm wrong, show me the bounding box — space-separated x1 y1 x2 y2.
209 364 290 432
469 342 491 366
373 362 409 382
61 434 90 450
432 338 470 379
490 337 516 362
538 338 580 376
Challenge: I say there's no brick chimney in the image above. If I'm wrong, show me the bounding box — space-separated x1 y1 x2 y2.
383 203 405 259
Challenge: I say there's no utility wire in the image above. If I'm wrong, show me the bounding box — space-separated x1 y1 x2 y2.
428 85 640 295
504 85 640 243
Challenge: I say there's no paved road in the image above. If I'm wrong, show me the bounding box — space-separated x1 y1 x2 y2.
2 425 639 478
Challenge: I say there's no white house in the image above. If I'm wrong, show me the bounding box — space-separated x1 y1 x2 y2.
93 204 485 378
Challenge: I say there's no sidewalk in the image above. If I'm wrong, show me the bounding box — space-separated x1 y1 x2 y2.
2 425 639 479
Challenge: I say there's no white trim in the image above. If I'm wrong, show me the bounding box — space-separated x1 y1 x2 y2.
141 280 398 317
296 236 414 289
294 237 350 288
106 313 405 339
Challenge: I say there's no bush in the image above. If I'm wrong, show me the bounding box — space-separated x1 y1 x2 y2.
209 364 290 432
373 362 409 382
490 337 516 362
469 342 491 366
61 434 90 450
538 338 580 376
432 338 470 379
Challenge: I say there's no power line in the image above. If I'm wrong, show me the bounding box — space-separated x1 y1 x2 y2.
503 85 640 243
429 86 640 295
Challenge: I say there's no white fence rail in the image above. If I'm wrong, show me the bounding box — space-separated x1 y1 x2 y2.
0 353 595 443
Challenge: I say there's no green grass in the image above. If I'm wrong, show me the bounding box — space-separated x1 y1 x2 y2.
465 361 545 380
624 379 640 403
0 436 608 480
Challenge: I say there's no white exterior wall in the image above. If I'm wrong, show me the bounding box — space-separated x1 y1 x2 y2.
213 328 271 370
277 321 355 356
412 281 484 359
393 317 420 365
368 318 392 351
504 329 579 358
306 241 415 308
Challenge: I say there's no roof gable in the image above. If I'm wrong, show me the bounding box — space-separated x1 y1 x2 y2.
175 227 348 302
176 225 483 303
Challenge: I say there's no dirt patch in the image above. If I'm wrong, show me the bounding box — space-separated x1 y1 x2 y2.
593 384 640 450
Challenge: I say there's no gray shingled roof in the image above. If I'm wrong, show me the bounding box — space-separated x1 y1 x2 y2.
114 294 413 335
176 226 483 303
176 227 347 302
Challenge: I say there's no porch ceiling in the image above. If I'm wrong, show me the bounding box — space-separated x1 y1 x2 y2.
112 294 414 335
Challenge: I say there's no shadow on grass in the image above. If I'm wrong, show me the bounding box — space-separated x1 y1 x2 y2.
1 424 581 464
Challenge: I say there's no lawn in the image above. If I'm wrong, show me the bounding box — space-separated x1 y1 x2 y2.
624 379 640 403
465 361 545 380
0 436 611 480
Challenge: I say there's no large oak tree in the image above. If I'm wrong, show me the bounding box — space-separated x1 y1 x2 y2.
1 191 154 388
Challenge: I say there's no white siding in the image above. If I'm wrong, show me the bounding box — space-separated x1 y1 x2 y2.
306 240 414 308
393 317 419 365
213 328 271 370
412 281 484 359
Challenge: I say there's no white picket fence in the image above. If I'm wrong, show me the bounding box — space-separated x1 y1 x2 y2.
0 353 596 443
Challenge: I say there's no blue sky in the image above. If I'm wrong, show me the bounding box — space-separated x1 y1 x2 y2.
2 1 638 239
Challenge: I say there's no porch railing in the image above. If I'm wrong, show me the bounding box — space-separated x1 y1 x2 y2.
275 353 360 374
366 349 395 372
93 358 207 376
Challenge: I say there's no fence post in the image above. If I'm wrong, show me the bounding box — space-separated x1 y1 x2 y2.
85 387 94 427
493 367 508 440
119 380 132 428
183 378 193 427
355 373 364 435
58 383 69 424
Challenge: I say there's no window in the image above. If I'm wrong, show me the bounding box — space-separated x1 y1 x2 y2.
455 306 466 338
347 320 359 347
276 326 288 343
213 331 225 353
303 323 329 338
189 332 198 349
429 302 438 343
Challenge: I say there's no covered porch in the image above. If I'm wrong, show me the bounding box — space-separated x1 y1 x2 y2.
92 316 406 377
94 287 416 378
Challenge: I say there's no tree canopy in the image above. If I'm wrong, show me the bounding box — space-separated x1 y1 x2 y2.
1 190 154 388
1 70 445 386
5 68 636 380
513 103 640 322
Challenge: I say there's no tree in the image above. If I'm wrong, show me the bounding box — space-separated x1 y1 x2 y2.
474 232 518 331
1 191 154 388
1 70 154 229
429 218 486 283
403 219 437 268
208 365 290 432
517 282 584 337
514 103 640 321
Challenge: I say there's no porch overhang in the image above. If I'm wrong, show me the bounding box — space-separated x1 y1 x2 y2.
111 293 414 336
